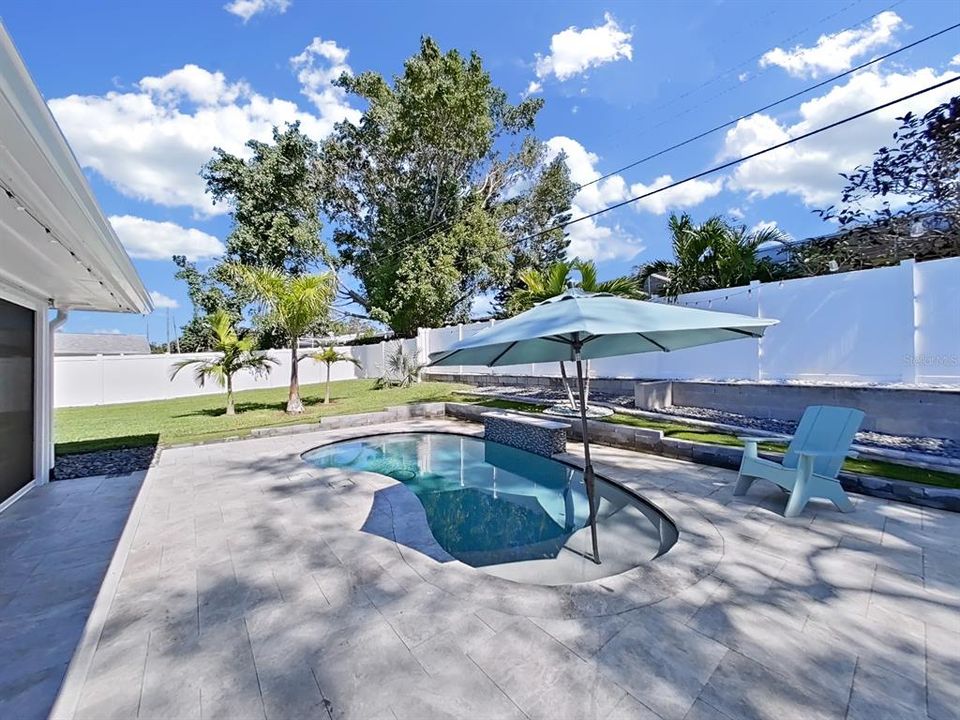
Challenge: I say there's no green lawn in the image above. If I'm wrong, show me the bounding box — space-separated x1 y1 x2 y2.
466 397 960 490
55 379 468 454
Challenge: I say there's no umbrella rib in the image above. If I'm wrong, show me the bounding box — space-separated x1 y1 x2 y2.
430 348 462 365
637 333 670 352
725 327 761 338
488 341 519 366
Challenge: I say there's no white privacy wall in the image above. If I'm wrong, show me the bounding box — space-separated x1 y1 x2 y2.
420 258 960 386
54 258 960 407
55 338 423 407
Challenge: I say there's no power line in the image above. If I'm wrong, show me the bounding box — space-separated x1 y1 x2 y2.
515 75 960 246
348 9 949 277
579 20 960 191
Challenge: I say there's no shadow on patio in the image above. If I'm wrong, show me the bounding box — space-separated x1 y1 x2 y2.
0 471 145 720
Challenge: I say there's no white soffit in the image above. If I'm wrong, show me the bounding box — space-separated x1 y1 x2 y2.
0 22 152 313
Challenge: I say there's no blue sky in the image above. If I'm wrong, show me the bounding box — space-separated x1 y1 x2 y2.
3 0 958 339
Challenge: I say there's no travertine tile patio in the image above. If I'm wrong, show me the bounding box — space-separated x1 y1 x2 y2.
5 418 959 720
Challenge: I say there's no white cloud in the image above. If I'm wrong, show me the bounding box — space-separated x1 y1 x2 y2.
626 174 724 215
49 47 356 215
92 328 122 335
525 80 543 96
110 215 225 261
224 0 290 22
728 207 745 220
290 38 362 122
760 11 903 78
149 291 179 309
533 13 632 84
722 67 959 206
951 54 960 67
565 214 645 262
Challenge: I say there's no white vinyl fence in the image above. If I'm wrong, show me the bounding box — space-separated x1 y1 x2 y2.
419 257 960 387
55 258 959 407
55 338 417 408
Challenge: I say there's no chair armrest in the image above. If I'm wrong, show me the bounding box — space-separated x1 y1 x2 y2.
795 449 853 458
738 435 790 444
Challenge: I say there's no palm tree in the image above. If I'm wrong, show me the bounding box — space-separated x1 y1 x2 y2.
636 213 786 298
304 346 361 404
230 265 335 413
507 258 645 408
168 310 276 415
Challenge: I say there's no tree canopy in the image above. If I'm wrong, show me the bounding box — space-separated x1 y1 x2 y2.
810 96 960 271
175 122 327 351
636 213 786 298
318 36 575 336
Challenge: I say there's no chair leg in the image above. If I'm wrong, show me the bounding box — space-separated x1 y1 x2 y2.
818 479 855 513
784 457 814 518
734 472 755 497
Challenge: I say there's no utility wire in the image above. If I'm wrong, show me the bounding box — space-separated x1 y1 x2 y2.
514 75 960 246
384 2 901 253
354 8 947 274
579 20 960 190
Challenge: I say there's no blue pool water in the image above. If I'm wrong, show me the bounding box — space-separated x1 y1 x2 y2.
302 433 593 566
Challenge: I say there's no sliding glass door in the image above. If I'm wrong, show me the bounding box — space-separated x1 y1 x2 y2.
0 297 35 503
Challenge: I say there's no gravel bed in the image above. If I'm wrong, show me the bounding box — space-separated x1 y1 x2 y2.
458 385 959 460
54 446 159 481
463 385 636 408
657 405 960 459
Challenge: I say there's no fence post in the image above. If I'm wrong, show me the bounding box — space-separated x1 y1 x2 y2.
901 258 918 384
751 279 762 382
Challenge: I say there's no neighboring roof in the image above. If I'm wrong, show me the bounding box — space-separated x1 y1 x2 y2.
0 23 152 313
54 333 150 356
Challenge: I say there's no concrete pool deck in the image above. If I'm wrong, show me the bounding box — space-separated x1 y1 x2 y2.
4 418 959 719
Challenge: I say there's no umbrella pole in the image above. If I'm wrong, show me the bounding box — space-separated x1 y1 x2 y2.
574 350 601 564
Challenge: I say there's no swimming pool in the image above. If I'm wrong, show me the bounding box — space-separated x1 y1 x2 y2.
302 432 675 584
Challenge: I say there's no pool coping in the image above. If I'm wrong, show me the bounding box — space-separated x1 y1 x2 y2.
298 422 725 619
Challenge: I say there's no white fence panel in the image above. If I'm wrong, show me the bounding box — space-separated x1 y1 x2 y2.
758 262 913 383
913 256 960 385
420 259 959 387
56 345 366 407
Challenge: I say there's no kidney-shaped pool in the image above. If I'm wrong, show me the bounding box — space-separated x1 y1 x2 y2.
302 432 676 585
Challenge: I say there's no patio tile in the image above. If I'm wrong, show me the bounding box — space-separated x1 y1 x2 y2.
23 419 956 720
595 609 727 719
845 661 928 720
698 650 844 720
688 600 858 710
470 618 626 720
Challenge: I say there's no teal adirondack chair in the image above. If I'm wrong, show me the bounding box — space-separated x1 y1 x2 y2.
734 405 864 517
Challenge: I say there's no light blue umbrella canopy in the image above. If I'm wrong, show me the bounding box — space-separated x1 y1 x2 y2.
429 289 778 367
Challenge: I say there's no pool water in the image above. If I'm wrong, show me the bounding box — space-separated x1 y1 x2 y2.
303 432 673 584
303 433 591 566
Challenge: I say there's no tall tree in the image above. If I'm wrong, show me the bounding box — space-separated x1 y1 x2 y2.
636 213 786 298
811 96 960 271
230 266 334 414
318 37 575 336
175 122 328 350
169 310 276 415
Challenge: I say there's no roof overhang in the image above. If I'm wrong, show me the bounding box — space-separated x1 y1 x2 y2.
0 22 152 314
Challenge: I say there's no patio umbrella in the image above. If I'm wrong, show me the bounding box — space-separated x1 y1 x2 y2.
428 288 778 564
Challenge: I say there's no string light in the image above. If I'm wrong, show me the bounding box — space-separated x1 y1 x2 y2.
1 178 129 311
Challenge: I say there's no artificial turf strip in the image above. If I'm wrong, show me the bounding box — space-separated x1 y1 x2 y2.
55 379 469 454
468 398 960 490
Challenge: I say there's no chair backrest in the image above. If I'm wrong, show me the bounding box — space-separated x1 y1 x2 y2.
782 405 865 478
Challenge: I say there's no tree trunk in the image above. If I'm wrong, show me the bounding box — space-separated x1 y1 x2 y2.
558 361 577 408
287 340 304 413
324 362 331 404
226 374 235 415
